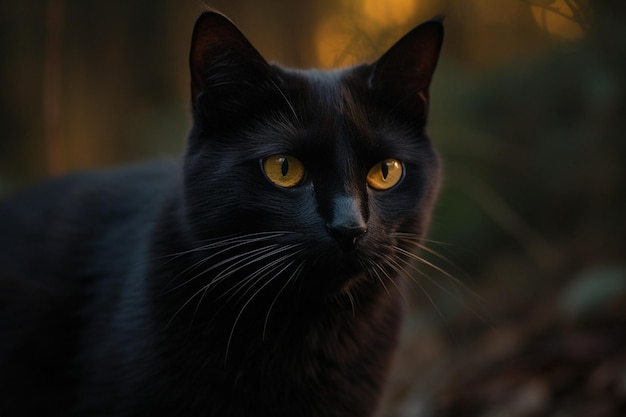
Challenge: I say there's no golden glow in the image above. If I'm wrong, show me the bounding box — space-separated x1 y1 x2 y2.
313 0 443 68
314 16 355 69
367 159 403 190
361 0 416 26
530 0 586 40
263 155 305 188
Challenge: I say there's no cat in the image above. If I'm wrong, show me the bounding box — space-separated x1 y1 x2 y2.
0 10 443 417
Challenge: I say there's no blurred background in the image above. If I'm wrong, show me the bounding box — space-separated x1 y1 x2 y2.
1 0 624 415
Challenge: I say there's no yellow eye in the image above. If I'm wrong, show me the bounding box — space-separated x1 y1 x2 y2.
366 159 403 190
262 154 305 188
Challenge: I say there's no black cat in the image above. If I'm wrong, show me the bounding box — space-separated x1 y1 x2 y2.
0 10 443 417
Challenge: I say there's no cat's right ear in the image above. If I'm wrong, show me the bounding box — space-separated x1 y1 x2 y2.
369 19 444 119
189 11 270 115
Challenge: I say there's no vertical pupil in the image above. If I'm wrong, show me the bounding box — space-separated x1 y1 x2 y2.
381 162 389 180
281 158 289 177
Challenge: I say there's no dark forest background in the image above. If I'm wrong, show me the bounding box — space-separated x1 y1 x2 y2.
1 0 624 415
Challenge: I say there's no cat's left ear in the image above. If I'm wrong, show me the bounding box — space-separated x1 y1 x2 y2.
189 11 270 110
369 19 443 115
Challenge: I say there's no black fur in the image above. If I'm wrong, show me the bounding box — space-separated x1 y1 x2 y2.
0 11 443 417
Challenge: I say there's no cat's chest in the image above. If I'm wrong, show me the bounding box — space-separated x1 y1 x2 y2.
145 292 400 415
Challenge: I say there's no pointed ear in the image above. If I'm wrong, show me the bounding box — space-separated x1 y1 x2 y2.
369 20 443 116
189 11 270 110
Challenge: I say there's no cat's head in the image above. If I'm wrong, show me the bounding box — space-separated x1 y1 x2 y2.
181 11 443 300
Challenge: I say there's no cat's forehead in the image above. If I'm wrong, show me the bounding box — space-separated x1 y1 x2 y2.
277 66 375 138
286 67 415 154
288 67 367 112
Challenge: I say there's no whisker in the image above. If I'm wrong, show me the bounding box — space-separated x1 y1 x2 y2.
166 245 287 326
365 259 392 298
194 245 306 334
373 255 411 306
159 232 292 292
164 244 281 294
394 245 484 303
391 232 453 248
189 284 211 330
217 246 305 304
391 246 490 324
262 261 306 341
385 252 448 321
160 231 291 260
164 241 274 290
164 234 300 327
225 259 298 364
393 233 475 288
395 235 464 271
166 283 209 329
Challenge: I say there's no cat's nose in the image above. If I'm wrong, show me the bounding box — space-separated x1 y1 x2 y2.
327 196 367 250
327 223 367 251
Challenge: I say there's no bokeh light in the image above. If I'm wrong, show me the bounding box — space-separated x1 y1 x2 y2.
530 0 588 39
314 0 445 68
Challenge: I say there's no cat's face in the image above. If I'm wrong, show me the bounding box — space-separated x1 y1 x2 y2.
181 12 442 300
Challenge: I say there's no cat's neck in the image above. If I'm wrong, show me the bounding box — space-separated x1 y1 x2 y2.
152 268 402 415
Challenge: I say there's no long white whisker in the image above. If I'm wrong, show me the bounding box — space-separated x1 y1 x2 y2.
391 232 453 248
163 244 281 294
190 284 211 330
213 246 304 300
204 246 306 322
160 232 291 292
166 284 209 329
391 246 490 324
393 233 475 292
385 251 446 320
394 245 484 302
164 235 299 327
159 231 291 261
262 261 306 341
374 255 411 306
225 259 298 364
365 259 392 298
165 246 285 326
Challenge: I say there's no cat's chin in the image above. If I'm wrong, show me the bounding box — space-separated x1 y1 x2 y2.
338 256 365 279
317 254 368 295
